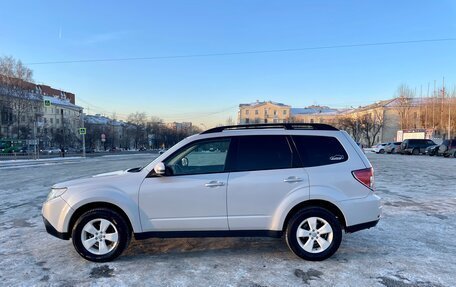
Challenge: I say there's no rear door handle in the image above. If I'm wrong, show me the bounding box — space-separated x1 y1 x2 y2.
205 181 225 187
283 176 303 183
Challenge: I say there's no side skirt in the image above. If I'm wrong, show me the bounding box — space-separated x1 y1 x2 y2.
134 230 283 240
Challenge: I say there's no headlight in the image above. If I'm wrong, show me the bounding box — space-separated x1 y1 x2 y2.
47 187 68 201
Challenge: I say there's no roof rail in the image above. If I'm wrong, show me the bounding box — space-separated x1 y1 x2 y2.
201 123 338 134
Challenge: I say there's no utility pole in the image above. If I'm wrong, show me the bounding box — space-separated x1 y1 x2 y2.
419 85 422 128
61 108 65 157
425 83 429 129
449 87 453 140
441 77 445 138
432 80 436 129
80 110 86 158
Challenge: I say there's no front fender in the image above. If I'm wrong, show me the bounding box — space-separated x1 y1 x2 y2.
61 187 141 233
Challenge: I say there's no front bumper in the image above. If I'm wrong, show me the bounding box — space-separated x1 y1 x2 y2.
43 217 70 240
42 196 73 240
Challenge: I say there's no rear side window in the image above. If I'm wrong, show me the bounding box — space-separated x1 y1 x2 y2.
233 135 294 172
292 136 348 167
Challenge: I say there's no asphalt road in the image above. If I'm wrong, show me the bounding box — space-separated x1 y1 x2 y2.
0 153 455 286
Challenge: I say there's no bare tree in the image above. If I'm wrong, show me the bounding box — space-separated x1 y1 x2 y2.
127 112 148 149
225 116 234 126
336 115 362 142
394 84 415 130
359 110 384 147
0 56 39 139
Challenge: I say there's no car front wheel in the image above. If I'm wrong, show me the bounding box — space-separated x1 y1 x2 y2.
285 207 342 261
72 208 131 262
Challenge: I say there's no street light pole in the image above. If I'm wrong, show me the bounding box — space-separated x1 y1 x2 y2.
80 110 86 158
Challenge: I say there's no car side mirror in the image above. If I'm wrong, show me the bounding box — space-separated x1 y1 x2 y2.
154 162 166 175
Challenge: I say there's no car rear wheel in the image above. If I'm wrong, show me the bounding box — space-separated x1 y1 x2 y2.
379 149 385 154
72 208 131 262
285 207 342 261
412 148 419 155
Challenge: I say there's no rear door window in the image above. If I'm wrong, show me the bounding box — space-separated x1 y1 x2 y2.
232 135 295 172
292 136 348 167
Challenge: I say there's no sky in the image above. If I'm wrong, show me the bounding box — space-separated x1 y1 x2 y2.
1 0 456 127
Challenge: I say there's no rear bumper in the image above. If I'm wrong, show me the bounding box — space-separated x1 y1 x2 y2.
339 193 382 230
43 216 70 240
345 219 379 233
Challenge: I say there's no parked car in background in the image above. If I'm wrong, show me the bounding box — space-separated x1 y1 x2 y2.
372 143 390 154
65 147 79 153
437 139 456 157
384 142 401 154
425 144 440 156
400 139 436 155
42 147 62 154
158 148 167 155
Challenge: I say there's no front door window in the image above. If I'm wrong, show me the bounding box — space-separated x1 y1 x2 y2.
164 138 231 176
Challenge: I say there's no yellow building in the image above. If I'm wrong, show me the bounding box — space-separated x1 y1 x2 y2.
238 101 291 124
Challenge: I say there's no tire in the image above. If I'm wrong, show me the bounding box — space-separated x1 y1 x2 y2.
412 148 419 155
379 149 385 154
391 148 395 154
72 208 131 262
285 207 342 261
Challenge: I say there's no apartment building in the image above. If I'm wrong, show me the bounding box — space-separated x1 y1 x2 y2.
0 80 83 148
238 101 291 124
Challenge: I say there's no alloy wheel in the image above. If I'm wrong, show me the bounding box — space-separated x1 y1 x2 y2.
296 217 333 253
81 218 119 255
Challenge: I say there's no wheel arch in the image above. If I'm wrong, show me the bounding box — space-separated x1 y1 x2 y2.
282 200 347 232
68 202 134 238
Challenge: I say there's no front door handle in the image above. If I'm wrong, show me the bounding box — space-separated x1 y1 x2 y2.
283 176 303 183
205 181 225 188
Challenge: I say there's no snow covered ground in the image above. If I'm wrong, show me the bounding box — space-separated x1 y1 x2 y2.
0 153 455 286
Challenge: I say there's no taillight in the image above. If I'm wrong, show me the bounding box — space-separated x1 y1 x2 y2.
352 168 374 190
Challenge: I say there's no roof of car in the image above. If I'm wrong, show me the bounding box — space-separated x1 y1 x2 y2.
201 123 338 134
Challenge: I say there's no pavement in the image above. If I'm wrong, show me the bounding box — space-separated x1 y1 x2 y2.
0 153 455 286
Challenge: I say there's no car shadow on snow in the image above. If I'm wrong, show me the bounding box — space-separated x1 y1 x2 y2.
118 232 386 262
121 237 291 260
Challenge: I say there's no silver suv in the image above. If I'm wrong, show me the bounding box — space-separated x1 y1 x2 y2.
42 123 381 262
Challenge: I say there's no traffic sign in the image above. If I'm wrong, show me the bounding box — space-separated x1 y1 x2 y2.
44 99 51 107
79 128 87 135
